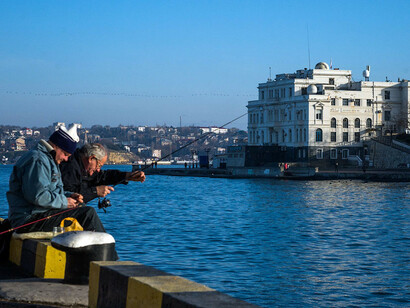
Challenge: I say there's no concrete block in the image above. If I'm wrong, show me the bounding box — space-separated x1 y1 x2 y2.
89 261 259 308
9 236 66 279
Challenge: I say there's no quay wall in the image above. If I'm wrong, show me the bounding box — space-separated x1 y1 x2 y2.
371 140 410 169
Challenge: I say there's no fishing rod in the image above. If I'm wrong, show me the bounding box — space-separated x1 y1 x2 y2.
140 112 248 171
0 207 81 235
98 112 248 211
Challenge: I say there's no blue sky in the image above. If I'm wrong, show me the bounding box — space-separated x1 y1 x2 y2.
0 0 409 130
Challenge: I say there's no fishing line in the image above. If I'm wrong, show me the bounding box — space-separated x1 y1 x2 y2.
139 112 248 171
0 207 80 235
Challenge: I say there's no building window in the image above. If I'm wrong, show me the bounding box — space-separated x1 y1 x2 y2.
316 109 323 120
355 132 360 142
343 132 348 142
329 78 335 85
354 118 360 128
331 98 336 105
331 132 336 142
343 118 349 128
366 118 372 128
261 131 264 143
342 149 349 159
316 148 323 159
275 89 279 98
268 110 273 122
268 89 273 99
304 128 307 142
385 110 391 121
260 113 264 124
316 129 323 142
301 87 307 95
343 99 349 106
289 87 293 97
330 148 337 159
289 129 292 142
384 90 390 100
367 99 372 106
354 99 361 106
282 130 286 143
281 88 285 98
331 118 337 128
261 91 265 100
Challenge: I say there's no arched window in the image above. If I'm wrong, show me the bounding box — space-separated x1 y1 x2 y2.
316 128 323 142
331 118 336 128
343 118 349 128
366 118 372 128
355 118 360 128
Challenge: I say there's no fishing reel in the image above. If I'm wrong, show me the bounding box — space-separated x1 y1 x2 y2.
98 198 112 213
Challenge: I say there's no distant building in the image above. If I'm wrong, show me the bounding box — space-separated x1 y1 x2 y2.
152 149 161 159
15 137 26 151
200 127 228 134
246 62 410 167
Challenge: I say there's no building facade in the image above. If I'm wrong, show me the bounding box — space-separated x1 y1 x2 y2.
247 62 410 167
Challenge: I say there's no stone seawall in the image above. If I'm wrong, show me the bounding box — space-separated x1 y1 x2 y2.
371 140 410 169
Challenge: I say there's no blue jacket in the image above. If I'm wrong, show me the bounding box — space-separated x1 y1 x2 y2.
7 140 72 228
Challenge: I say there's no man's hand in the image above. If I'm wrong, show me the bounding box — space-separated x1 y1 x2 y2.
70 193 83 204
125 171 146 183
66 197 79 208
67 193 83 208
96 185 114 197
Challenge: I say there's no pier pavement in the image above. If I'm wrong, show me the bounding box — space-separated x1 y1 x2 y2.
0 261 88 307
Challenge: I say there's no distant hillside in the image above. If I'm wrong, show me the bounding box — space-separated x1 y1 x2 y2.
107 151 137 165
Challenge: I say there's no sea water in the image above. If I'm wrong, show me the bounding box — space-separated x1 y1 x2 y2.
0 164 409 307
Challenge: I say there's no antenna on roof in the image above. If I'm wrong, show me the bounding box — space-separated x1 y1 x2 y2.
268 67 272 81
307 24 311 70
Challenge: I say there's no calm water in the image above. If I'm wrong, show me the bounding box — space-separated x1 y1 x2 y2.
1 165 409 307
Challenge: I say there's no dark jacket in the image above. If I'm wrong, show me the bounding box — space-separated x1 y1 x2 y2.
60 149 127 203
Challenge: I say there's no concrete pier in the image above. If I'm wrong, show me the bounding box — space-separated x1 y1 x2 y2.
1 234 259 307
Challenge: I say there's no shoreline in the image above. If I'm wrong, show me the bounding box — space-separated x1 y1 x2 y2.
138 166 410 182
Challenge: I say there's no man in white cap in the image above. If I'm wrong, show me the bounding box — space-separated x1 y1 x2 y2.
7 125 106 233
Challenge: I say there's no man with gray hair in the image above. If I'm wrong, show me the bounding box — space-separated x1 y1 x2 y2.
60 143 145 203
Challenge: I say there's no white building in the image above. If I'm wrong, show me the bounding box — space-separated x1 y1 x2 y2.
246 62 410 166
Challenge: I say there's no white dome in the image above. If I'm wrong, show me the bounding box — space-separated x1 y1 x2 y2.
315 62 330 70
307 84 318 94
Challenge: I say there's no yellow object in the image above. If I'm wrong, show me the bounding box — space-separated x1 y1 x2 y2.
60 217 84 232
